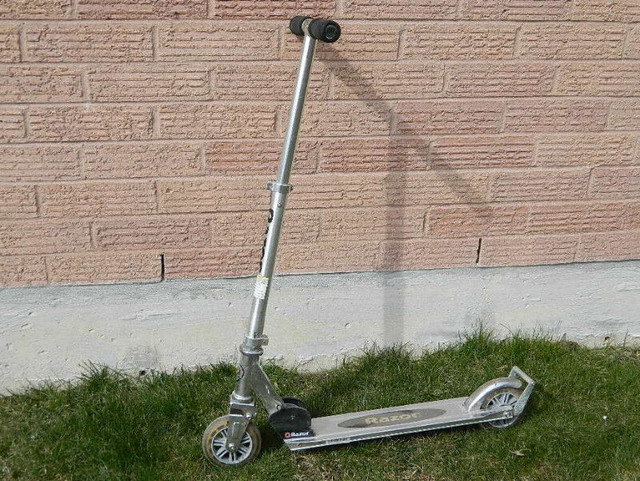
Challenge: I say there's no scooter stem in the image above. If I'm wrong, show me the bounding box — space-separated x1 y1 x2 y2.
244 30 317 347
243 30 316 352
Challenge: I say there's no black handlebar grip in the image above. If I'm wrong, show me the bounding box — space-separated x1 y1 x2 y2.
289 17 341 43
308 19 341 43
289 16 312 37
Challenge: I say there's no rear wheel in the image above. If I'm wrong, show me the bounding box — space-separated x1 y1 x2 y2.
481 387 522 429
202 415 261 467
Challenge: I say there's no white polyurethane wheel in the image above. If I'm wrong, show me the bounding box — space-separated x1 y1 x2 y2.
202 415 261 467
481 387 523 429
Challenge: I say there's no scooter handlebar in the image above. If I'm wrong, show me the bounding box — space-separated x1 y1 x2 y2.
289 16 341 43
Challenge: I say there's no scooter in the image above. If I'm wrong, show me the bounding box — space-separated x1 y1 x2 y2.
202 16 535 467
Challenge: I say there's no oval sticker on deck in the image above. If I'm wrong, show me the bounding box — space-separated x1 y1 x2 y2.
337 408 446 428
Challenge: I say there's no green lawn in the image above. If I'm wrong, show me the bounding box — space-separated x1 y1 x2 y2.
1 333 639 481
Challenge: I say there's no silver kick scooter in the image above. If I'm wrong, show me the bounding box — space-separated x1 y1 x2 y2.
202 16 536 467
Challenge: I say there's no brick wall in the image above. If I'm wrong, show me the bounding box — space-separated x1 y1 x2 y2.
1 0 639 286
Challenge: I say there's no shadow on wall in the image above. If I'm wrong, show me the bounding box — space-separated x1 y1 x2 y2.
323 50 490 347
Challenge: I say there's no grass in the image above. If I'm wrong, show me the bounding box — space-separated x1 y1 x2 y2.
1 332 639 481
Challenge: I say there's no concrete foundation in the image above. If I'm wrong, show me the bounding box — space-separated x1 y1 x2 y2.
1 261 639 394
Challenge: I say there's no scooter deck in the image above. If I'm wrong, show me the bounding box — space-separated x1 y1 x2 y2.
283 396 509 451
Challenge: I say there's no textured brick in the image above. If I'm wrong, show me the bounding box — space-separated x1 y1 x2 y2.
396 101 503 135
296 101 392 137
212 0 335 18
1 26 20 64
447 63 555 97
29 105 153 142
1 27 20 67
83 143 202 179
608 100 640 130
158 103 277 140
283 23 399 61
0 25 20 63
625 201 640 229
40 181 157 218
0 256 47 286
158 22 279 61
382 172 490 205
89 65 210 102
212 63 328 101
490 169 590 201
278 240 380 273
428 205 529 237
318 137 428 172
527 201 632 234
95 217 211 250
25 23 153 62
627 26 640 59
0 66 82 103
210 212 262 247
578 231 640 262
210 210 319 247
47 252 161 284
556 63 640 97
430 136 535 169
459 0 572 20
504 100 608 133
319 208 424 241
164 247 261 278
329 62 444 100
0 108 25 142
3 7 640 286
379 238 479 270
403 24 517 60
518 24 626 59
0 185 37 219
0 220 90 255
205 139 317 175
285 174 387 209
536 134 635 167
0 145 80 181
572 0 640 22
158 177 270 214
480 234 578 266
429 201 634 238
342 0 457 19
590 167 640 199
0 0 72 18
78 0 207 18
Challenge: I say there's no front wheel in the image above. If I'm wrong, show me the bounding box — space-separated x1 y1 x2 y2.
481 387 523 429
202 415 262 467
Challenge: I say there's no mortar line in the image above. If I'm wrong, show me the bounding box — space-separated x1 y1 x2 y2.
89 221 97 249
623 24 632 58
153 179 160 214
151 106 160 138
43 256 51 284
34 184 42 216
0 95 633 108
81 71 90 101
199 145 207 175
18 24 27 62
19 108 29 140
396 28 405 60
77 145 86 179
151 25 159 61
549 61 561 96
513 24 523 58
